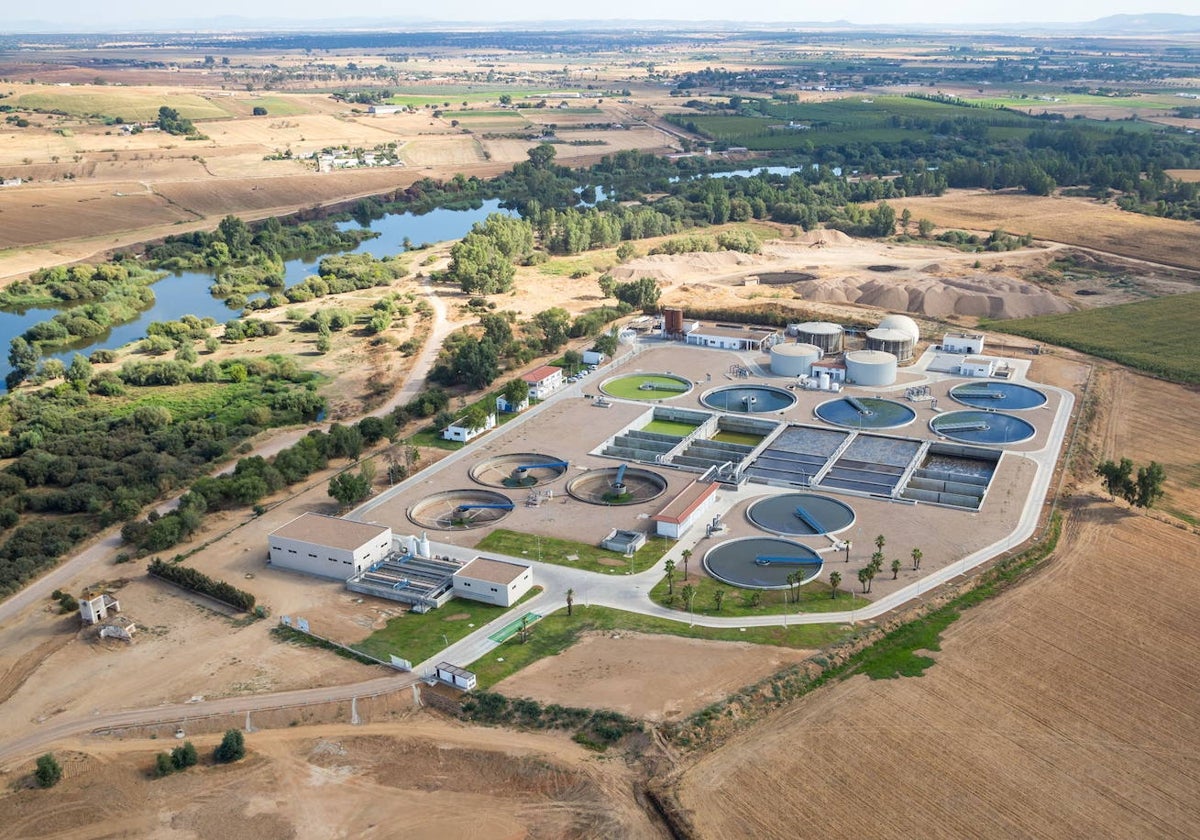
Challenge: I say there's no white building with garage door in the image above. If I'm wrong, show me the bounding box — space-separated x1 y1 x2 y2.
268 513 393 581
452 557 533 607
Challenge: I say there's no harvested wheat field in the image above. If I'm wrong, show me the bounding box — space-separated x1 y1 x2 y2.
674 496 1200 840
493 632 813 721
900 189 1200 272
0 720 662 840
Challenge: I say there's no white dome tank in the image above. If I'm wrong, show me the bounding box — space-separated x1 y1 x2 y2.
845 350 898 386
771 342 822 377
878 314 921 344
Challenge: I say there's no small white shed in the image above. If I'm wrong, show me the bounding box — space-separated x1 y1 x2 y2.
435 662 477 690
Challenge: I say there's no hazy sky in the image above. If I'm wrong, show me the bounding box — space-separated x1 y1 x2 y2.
17 2 1200 26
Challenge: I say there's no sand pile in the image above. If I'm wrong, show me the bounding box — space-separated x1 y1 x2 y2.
610 250 769 284
797 273 1072 319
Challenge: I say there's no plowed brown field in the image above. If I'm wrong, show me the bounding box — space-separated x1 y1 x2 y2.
677 499 1200 839
674 368 1200 839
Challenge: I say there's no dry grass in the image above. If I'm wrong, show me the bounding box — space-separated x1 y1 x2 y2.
899 189 1200 272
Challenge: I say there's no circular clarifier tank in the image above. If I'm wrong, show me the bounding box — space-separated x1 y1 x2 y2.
600 373 693 401
408 489 514 531
703 537 824 589
746 493 856 536
930 410 1036 445
470 452 569 488
950 381 1047 410
565 466 668 505
701 384 797 414
815 396 916 429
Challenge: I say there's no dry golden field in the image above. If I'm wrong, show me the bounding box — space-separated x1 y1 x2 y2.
899 189 1200 271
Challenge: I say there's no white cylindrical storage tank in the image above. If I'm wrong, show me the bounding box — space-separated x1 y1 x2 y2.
819 371 831 390
845 349 898 386
795 321 844 354
770 342 822 377
878 314 920 344
866 327 915 362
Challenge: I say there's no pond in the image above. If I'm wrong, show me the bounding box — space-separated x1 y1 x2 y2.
0 199 513 386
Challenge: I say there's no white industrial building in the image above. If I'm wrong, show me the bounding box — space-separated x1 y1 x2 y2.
451 556 534 607
684 323 779 351
652 479 720 539
958 357 996 377
268 513 393 581
441 412 497 442
522 365 565 399
496 393 529 414
943 331 985 355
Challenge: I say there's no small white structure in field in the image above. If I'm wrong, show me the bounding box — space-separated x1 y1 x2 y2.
521 365 565 399
435 662 477 690
943 331 985 355
99 615 137 642
496 394 529 414
441 412 497 442
268 513 392 581
80 591 120 625
452 557 533 607
582 349 606 365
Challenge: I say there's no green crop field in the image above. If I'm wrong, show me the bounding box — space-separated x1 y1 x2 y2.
989 292 1200 384
241 96 310 117
16 90 234 121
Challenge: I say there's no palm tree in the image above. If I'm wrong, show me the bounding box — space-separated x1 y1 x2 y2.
664 558 676 596
891 559 901 579
857 567 870 593
681 548 692 581
713 588 726 612
875 533 886 553
829 570 841 599
519 614 530 644
681 583 696 614
911 547 923 571
566 588 575 616
870 551 884 574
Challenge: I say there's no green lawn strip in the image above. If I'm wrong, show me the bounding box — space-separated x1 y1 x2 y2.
987 292 1200 385
651 571 869 616
475 528 672 574
271 625 380 666
351 587 543 664
469 605 854 689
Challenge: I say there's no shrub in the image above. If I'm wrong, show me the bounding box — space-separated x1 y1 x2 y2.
213 729 245 763
35 753 62 787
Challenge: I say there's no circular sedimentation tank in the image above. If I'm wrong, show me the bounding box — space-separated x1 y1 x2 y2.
950 381 1048 410
814 396 916 430
746 493 855 536
408 489 515 531
701 384 798 414
566 466 668 505
703 537 824 589
470 452 569 488
600 373 693 401
930 410 1036 445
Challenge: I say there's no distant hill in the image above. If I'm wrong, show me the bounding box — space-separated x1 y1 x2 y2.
1074 13 1200 33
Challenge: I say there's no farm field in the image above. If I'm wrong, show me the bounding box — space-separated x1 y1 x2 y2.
673 498 1200 839
992 291 1200 384
898 190 1200 271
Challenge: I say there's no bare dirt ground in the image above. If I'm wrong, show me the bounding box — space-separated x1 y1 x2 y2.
671 367 1200 839
0 718 665 840
493 631 813 722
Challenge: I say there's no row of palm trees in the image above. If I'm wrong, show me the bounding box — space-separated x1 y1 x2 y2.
855 534 923 593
